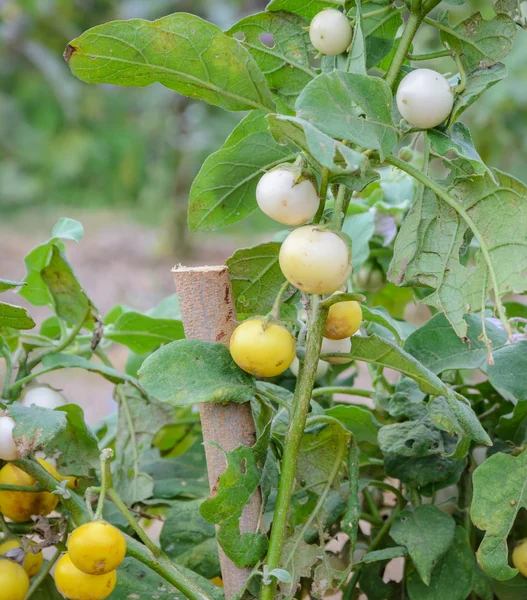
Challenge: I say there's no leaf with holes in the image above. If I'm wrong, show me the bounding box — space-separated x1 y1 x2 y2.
296 71 398 160
379 419 445 457
66 13 274 112
227 11 315 110
188 112 294 231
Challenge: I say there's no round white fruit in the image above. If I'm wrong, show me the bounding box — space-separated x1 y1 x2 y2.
256 169 319 226
20 386 67 410
309 9 353 56
0 416 17 461
321 337 352 364
279 226 352 295
396 68 454 129
289 356 329 380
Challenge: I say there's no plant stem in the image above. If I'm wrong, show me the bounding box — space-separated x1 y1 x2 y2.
330 184 348 228
94 449 113 520
409 485 421 507
9 366 59 392
384 154 511 336
343 439 359 562
261 297 328 600
385 11 423 89
320 292 366 309
314 167 330 223
270 280 293 321
1 348 13 400
25 529 67 600
311 386 373 399
407 49 451 60
0 484 42 492
363 488 382 522
453 52 467 93
0 513 11 537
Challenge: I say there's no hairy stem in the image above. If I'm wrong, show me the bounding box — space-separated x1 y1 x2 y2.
311 386 373 399
385 10 423 89
407 49 451 60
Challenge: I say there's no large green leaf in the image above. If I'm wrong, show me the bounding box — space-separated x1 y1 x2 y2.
0 302 35 330
138 340 256 406
325 405 380 444
227 11 315 110
438 12 516 71
488 342 527 402
105 311 184 354
404 312 508 374
296 71 398 159
347 0 366 75
494 0 526 26
266 0 343 19
472 450 527 580
407 527 475 600
226 242 292 315
10 404 67 457
391 505 455 585
188 112 294 231
160 500 220 578
379 418 445 458
66 13 275 112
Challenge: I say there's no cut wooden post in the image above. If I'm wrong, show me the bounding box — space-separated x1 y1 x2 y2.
172 265 261 599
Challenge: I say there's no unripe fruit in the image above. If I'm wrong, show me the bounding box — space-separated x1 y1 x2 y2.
20 385 67 409
309 9 353 56
68 522 126 576
396 69 454 129
0 539 43 578
324 296 362 340
0 416 17 461
0 558 29 600
256 169 319 226
54 553 116 600
279 226 352 295
513 539 527 577
321 336 352 364
230 318 296 377
0 461 59 522
289 356 329 380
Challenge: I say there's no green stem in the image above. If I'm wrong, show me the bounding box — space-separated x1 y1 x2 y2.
1 349 13 400
25 529 67 600
453 52 467 94
343 439 359 562
330 184 348 229
270 280 293 321
261 297 328 600
407 49 451 61
0 513 12 537
409 485 421 507
9 367 59 392
313 167 330 224
311 386 373 399
94 347 113 368
94 449 113 520
385 11 424 89
385 154 511 335
363 5 400 19
363 488 382 522
0 484 42 492
320 292 366 309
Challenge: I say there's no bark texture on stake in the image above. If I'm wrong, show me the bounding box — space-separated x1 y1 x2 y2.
172 265 260 599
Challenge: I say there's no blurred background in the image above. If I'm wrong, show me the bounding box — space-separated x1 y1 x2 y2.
1 0 526 422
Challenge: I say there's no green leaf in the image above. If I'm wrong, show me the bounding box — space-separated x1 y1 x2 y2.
41 353 133 385
497 401 527 445
391 505 455 586
404 312 508 374
493 574 527 600
379 419 445 457
325 404 380 444
358 547 408 565
31 574 63 600
494 0 526 27
0 302 35 330
45 404 99 477
347 0 366 75
296 71 398 160
266 0 343 19
428 123 490 178
342 210 376 270
199 425 270 567
105 311 184 354
407 527 475 600
0 279 25 293
488 342 527 402
160 499 220 578
439 12 517 71
227 11 315 110
51 218 84 243
138 340 256 406
451 63 508 123
362 305 403 343
472 450 527 580
361 3 403 69
9 404 67 457
188 113 294 231
41 246 92 326
113 384 172 504
66 13 275 112
226 242 292 315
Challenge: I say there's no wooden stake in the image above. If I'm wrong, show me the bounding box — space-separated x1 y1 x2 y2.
172 265 261 599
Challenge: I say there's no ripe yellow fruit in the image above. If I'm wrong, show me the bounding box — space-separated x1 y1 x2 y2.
324 298 362 340
68 522 126 575
230 318 296 377
0 462 59 522
55 554 116 600
0 538 43 578
0 558 29 600
513 539 527 577
36 458 79 490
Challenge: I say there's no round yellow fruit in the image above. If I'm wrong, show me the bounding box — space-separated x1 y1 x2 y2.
0 558 29 600
55 554 116 600
68 522 126 575
0 538 43 578
0 462 59 522
36 458 79 490
513 539 527 577
324 298 362 340
230 318 296 377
